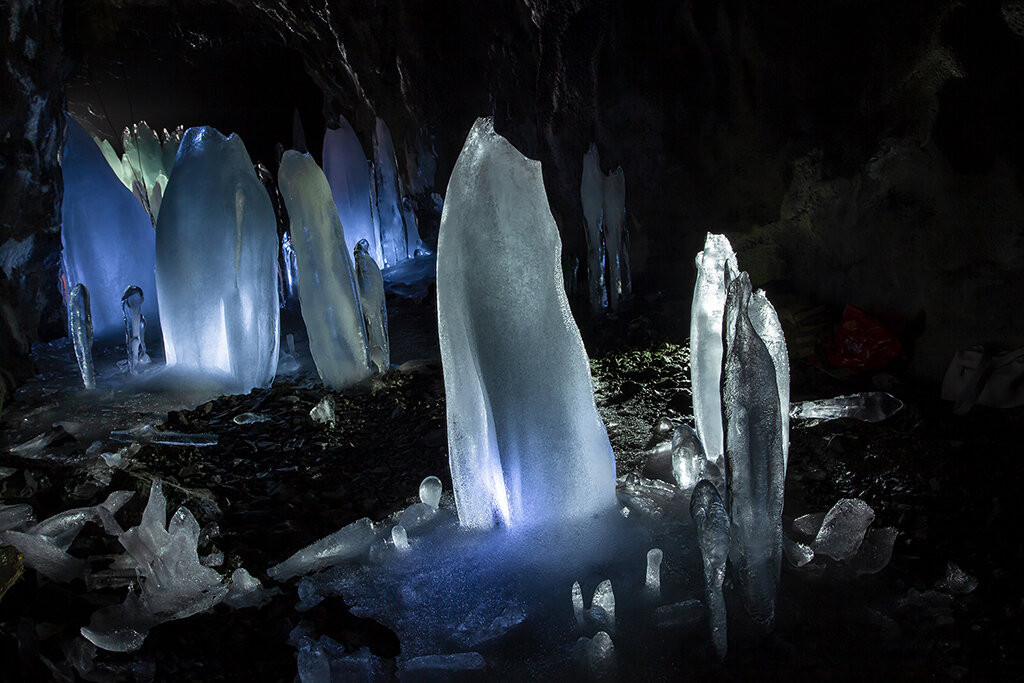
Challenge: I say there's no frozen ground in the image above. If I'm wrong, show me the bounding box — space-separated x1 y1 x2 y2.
1 295 1022 681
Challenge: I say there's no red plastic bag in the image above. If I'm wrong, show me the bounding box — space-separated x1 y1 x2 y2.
825 305 902 369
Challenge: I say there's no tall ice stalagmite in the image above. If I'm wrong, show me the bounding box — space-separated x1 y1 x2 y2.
437 118 617 529
155 127 279 394
61 117 157 337
278 151 372 389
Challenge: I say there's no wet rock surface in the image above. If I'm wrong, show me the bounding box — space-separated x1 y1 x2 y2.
1 296 1022 680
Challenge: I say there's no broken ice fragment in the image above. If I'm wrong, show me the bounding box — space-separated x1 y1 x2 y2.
791 392 904 423
782 535 815 567
585 580 615 633
69 284 95 390
791 512 826 541
851 527 898 576
453 604 527 647
437 118 616 528
645 548 663 597
309 396 336 428
671 424 707 490
690 479 730 658
29 489 133 550
279 150 372 389
573 631 617 681
691 233 738 464
0 530 86 582
418 476 442 510
937 561 977 594
233 412 270 425
0 504 35 533
121 285 151 374
268 517 377 581
224 567 275 609
814 498 875 561
572 581 585 630
722 273 785 626
392 524 410 550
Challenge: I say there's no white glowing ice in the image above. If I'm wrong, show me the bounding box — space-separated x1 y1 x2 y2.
690 233 738 465
373 117 421 267
61 117 158 337
437 118 617 529
267 517 377 581
322 115 382 265
155 126 280 394
670 424 706 490
278 150 372 389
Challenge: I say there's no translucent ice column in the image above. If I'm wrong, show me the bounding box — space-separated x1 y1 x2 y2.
322 116 381 265
155 126 280 394
61 116 158 337
354 239 389 374
278 151 372 389
690 479 730 658
722 272 786 625
372 117 422 266
69 284 95 390
437 118 617 529
690 233 738 465
121 285 151 374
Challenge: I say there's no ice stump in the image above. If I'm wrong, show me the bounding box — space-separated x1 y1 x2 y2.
690 480 730 658
278 150 372 389
323 115 382 265
121 285 151 374
437 118 617 528
690 233 738 465
155 126 280 394
69 284 95 390
722 273 787 625
61 117 158 337
355 239 390 374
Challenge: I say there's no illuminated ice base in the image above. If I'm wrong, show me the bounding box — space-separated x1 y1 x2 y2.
278 474 719 679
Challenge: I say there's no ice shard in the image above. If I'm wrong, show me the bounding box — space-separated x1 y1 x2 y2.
437 118 617 529
791 392 904 423
155 126 280 394
603 167 628 311
61 116 158 337
690 233 738 465
322 116 381 265
690 480 730 658
749 289 790 467
121 285 151 374
278 150 372 389
69 284 95 390
354 239 389 374
671 424 707 490
580 144 606 312
722 273 786 625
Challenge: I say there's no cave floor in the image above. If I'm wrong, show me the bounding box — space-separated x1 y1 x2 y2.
1 293 1022 681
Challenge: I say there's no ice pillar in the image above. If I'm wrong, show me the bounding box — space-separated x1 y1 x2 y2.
322 116 381 266
437 118 617 529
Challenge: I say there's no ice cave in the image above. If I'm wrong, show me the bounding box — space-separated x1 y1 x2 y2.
2 1 1024 681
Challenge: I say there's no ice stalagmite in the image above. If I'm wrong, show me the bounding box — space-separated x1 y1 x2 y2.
580 144 606 313
322 116 381 265
603 167 628 311
690 480 730 658
354 240 389 374
372 117 423 266
155 126 280 394
278 150 372 389
69 284 95 390
437 118 617 529
121 285 150 374
61 117 158 337
690 233 738 465
722 272 786 625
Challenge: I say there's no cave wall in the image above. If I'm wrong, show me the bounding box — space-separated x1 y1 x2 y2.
0 0 66 409
1 0 1023 399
